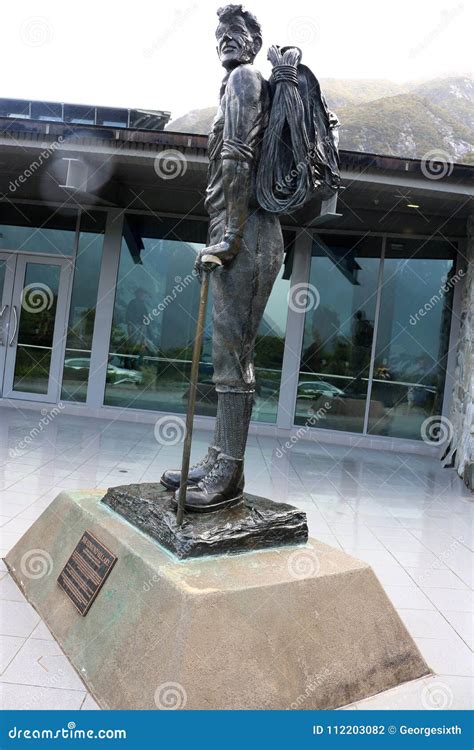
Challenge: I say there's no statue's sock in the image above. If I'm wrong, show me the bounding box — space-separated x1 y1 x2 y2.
212 399 224 451
216 392 254 459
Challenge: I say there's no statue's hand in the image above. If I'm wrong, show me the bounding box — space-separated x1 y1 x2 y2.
194 232 242 280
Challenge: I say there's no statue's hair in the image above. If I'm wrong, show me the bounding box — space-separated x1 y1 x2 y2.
216 4 262 45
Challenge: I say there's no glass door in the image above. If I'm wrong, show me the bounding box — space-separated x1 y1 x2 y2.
1 254 73 403
0 253 16 388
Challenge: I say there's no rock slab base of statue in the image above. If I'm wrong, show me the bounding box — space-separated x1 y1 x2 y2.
101 482 308 558
5 489 430 710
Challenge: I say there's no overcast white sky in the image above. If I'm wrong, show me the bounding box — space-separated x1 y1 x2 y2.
3 0 472 119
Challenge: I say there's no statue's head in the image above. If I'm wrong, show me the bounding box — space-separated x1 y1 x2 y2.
216 4 262 70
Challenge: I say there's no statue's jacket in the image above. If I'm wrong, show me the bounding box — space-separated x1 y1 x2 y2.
204 64 284 394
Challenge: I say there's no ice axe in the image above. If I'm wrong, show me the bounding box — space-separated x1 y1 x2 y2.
175 243 226 525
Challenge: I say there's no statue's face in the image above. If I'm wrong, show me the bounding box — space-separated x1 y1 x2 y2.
216 16 257 69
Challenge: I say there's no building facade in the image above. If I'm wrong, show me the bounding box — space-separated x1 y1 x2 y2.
0 100 472 477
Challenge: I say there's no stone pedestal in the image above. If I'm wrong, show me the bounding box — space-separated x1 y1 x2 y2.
5 489 430 709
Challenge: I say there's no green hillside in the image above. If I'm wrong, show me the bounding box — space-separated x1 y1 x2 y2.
411 77 474 130
339 92 473 160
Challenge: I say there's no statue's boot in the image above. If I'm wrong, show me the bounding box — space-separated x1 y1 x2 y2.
160 445 220 490
173 453 244 513
174 391 254 512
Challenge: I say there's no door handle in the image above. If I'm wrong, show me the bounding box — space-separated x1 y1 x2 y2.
0 304 8 346
8 305 18 346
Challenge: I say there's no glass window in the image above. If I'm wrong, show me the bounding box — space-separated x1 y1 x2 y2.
104 215 292 423
104 215 208 414
61 211 107 402
367 238 457 440
253 230 293 423
295 234 382 433
0 203 77 256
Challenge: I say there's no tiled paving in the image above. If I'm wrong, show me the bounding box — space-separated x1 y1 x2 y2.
0 406 472 710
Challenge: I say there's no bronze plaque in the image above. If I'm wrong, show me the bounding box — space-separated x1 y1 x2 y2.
58 530 117 616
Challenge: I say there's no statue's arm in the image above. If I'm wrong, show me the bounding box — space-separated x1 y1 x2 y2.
221 64 262 257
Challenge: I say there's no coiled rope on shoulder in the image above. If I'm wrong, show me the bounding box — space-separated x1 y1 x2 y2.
256 46 313 214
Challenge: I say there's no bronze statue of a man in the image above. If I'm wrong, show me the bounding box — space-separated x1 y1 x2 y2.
161 4 340 514
161 4 282 512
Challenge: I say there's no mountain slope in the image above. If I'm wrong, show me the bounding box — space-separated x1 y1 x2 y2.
167 106 216 135
319 78 407 108
338 92 473 159
411 77 474 130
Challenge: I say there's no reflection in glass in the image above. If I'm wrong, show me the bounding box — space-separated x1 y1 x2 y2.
13 263 60 394
104 215 208 414
253 232 292 422
61 212 106 402
0 260 7 350
295 234 382 433
104 215 292 423
368 239 456 440
0 204 77 256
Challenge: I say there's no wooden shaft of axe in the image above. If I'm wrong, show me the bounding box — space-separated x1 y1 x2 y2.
176 250 222 526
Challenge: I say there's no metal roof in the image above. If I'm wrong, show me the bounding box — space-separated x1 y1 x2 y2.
0 110 472 183
0 97 171 132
